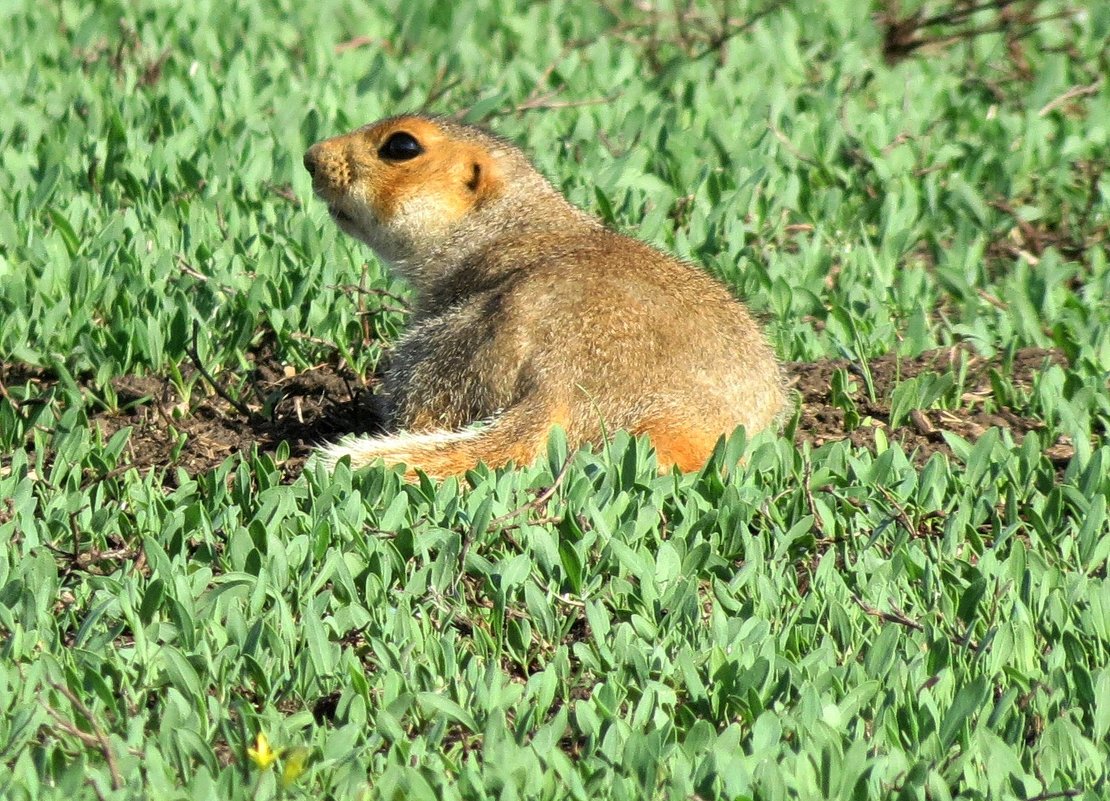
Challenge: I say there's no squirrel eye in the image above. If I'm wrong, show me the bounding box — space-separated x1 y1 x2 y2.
378 131 423 161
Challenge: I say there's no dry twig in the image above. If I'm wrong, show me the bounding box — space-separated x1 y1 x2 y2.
41 680 138 790
1038 78 1104 117
451 455 575 595
187 321 254 419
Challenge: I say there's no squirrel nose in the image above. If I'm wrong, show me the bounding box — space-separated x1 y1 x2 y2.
303 147 318 177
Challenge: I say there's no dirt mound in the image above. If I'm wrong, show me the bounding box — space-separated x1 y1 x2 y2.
0 346 1070 479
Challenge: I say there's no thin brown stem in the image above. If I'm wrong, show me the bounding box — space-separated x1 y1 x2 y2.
187 321 254 419
42 681 134 790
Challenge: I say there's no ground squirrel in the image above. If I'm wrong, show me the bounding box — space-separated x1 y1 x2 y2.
303 114 786 478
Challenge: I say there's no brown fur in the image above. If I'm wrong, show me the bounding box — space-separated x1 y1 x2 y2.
303 114 787 478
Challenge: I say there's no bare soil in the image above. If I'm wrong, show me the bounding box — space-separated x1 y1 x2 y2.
788 346 1072 464
1 346 1071 480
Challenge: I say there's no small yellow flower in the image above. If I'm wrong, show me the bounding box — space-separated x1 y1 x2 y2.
247 731 278 770
281 746 312 787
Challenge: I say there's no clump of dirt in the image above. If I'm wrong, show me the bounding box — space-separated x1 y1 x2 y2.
0 346 1071 480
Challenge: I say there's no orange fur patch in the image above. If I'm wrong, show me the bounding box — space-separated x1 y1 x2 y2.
636 419 722 473
352 119 495 224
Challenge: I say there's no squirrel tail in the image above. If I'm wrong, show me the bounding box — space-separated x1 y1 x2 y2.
316 398 563 479
315 397 756 479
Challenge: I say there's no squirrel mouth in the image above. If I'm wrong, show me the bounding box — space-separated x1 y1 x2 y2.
328 205 354 225
311 183 357 226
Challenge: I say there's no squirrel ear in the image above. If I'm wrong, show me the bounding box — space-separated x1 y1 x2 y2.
466 162 482 192
464 154 501 205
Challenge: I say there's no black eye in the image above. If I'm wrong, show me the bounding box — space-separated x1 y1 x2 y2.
378 131 423 161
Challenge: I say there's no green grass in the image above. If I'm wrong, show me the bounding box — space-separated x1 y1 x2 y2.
2 0 1109 799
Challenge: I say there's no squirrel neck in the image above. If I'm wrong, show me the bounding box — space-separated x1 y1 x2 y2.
383 174 602 310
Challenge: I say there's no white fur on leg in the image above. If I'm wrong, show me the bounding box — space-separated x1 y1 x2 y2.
314 427 485 471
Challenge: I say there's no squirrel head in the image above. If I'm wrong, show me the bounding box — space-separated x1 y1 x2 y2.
304 115 511 269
